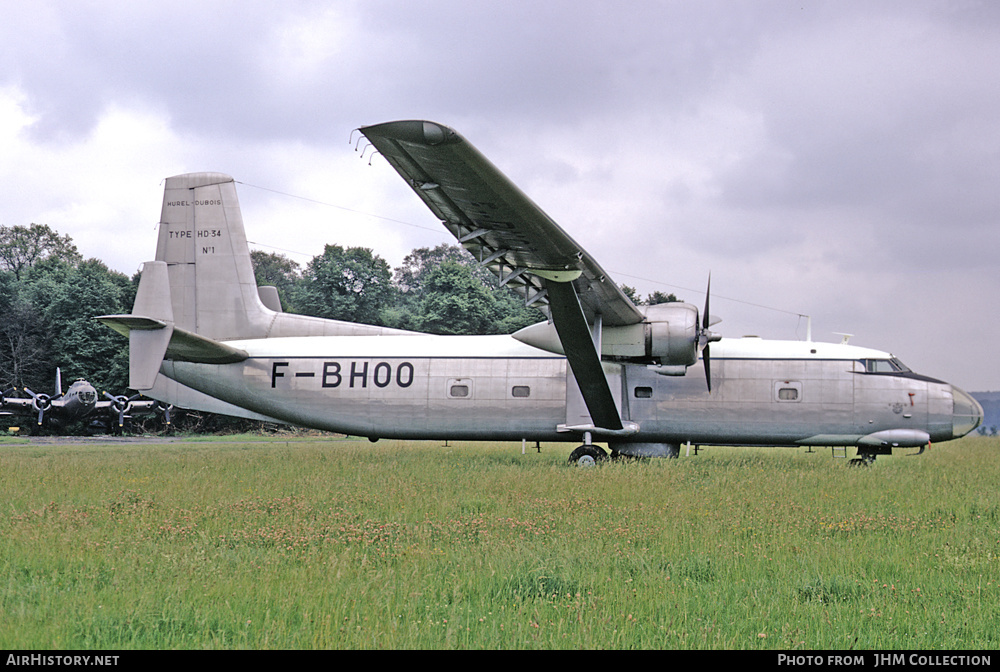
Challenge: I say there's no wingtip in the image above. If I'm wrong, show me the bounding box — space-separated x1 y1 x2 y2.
361 120 460 146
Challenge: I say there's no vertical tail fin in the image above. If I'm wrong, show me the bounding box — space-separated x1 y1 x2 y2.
99 172 416 393
156 173 274 340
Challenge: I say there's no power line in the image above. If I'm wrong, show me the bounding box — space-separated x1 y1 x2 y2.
235 180 441 234
237 179 807 319
611 270 805 317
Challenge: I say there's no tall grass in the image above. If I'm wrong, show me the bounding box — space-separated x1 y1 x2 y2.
1 436 997 649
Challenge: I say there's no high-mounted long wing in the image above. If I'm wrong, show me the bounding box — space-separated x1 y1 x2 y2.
359 121 644 328
360 120 643 433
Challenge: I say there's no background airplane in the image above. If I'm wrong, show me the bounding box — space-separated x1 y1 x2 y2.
97 121 982 464
1 368 171 431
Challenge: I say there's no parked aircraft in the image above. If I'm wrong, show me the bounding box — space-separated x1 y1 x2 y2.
1 368 170 431
97 120 982 464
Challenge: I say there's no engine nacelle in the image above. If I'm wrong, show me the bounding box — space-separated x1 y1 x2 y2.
643 302 699 367
512 301 702 369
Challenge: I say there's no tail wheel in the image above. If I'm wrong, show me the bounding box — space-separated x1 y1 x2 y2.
568 444 608 467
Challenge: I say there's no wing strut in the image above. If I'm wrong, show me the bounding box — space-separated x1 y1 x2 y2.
545 280 625 433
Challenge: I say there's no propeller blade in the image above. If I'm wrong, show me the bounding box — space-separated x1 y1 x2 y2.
703 344 712 393
703 273 711 332
698 273 715 393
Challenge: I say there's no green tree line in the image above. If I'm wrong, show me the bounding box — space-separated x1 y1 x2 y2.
0 224 133 396
264 242 546 336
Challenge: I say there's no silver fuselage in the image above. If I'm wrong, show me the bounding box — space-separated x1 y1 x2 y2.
155 333 981 447
120 172 982 453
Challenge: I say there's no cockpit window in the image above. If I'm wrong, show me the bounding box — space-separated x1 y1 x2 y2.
863 358 911 374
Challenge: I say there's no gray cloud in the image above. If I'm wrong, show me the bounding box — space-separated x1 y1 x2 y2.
1 0 997 390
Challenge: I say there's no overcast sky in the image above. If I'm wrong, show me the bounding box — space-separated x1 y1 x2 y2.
2 1 997 391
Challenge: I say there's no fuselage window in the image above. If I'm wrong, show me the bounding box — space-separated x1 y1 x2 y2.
774 381 802 402
634 386 653 399
511 385 531 398
449 384 470 398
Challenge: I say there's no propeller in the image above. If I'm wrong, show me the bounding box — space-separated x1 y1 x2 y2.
697 274 722 393
22 386 63 425
103 391 144 427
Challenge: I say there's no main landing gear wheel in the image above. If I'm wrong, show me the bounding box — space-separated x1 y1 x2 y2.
568 444 608 467
849 452 877 467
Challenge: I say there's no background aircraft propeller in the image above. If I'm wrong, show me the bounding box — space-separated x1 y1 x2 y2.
22 386 64 425
103 391 145 427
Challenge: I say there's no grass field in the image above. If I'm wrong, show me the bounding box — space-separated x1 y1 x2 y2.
1 434 997 650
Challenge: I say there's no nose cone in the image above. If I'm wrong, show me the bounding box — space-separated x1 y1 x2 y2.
77 383 97 406
952 386 984 439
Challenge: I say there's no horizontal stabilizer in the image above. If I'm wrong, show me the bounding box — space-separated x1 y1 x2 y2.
97 314 247 390
97 315 168 337
96 314 172 389
98 316 248 365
